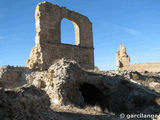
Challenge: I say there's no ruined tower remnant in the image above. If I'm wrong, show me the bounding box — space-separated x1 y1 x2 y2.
116 44 130 70
27 1 94 70
116 44 160 72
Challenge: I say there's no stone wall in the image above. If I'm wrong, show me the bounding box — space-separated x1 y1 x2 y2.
27 1 94 70
126 63 160 72
27 43 94 70
0 66 30 89
116 44 130 70
116 44 160 72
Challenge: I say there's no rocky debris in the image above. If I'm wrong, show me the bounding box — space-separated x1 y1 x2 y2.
0 59 160 120
26 44 44 70
0 85 52 120
26 71 47 88
127 71 160 94
129 71 143 80
44 58 87 106
0 85 125 120
32 59 160 115
149 82 160 90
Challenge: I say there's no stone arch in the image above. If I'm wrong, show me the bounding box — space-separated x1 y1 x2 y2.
35 1 93 48
60 16 80 45
27 1 94 70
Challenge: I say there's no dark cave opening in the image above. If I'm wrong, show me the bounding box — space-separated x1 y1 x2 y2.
79 83 103 106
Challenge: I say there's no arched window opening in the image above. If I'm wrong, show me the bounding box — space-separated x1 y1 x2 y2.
61 18 80 45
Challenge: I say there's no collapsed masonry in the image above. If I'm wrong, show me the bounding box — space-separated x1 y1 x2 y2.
27 1 94 70
116 44 160 72
1 58 160 116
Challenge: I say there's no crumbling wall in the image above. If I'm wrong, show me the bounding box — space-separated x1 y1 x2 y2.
0 66 30 89
116 44 160 72
127 63 160 72
27 1 94 70
116 44 130 70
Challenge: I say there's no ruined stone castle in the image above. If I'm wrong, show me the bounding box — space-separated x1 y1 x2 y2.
27 1 94 70
0 2 160 119
116 44 160 72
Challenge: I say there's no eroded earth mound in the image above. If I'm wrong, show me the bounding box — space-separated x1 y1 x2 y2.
0 59 160 120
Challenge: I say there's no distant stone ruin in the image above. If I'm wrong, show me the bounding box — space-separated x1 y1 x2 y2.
116 44 160 72
27 1 94 70
116 44 130 70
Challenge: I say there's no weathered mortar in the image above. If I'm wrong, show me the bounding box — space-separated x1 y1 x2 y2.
27 1 94 70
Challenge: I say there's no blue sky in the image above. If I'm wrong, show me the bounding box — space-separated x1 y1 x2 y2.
0 0 160 70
